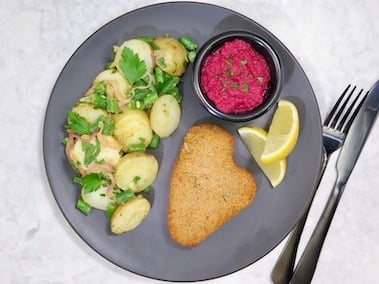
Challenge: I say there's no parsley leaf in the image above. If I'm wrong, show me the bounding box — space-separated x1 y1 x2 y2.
67 112 91 135
82 139 101 166
82 173 103 193
118 47 147 85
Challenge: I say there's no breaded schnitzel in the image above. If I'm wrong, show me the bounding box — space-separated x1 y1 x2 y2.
168 124 257 247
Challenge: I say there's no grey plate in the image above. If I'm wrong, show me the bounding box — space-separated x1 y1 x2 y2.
43 2 322 282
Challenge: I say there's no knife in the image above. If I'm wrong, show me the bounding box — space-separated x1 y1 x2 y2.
290 80 379 284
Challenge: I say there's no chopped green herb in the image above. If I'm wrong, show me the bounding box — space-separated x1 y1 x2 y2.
232 82 239 89
133 176 141 183
157 57 167 68
61 137 68 146
242 83 249 93
143 92 158 105
158 76 180 95
96 159 106 165
82 139 101 166
73 174 83 186
106 97 118 113
94 83 106 96
102 116 115 136
133 89 149 100
118 47 147 85
151 42 160 50
81 173 104 193
89 115 103 133
91 93 107 109
67 112 91 135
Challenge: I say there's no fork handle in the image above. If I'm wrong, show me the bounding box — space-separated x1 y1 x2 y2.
271 151 328 284
290 181 344 284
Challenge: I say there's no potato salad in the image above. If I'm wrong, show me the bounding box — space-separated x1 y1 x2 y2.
63 35 197 234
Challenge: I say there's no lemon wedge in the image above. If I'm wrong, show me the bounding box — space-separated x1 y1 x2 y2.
261 99 299 164
238 126 286 188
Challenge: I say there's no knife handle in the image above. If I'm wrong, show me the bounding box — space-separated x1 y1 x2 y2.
290 180 345 284
271 150 328 284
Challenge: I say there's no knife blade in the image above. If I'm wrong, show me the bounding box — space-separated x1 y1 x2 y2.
291 80 379 284
336 80 379 183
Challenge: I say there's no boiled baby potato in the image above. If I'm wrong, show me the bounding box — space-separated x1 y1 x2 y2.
93 69 132 106
71 103 107 125
150 94 181 138
113 109 153 152
111 196 151 234
112 39 154 80
153 37 188 76
81 186 113 211
115 152 158 192
70 135 122 169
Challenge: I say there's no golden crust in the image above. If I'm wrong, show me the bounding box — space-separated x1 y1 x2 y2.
168 124 257 247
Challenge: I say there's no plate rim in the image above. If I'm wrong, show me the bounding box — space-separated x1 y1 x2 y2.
43 1 323 281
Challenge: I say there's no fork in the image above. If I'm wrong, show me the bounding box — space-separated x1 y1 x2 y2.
271 85 367 284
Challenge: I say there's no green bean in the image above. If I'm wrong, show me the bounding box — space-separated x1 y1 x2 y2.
76 198 91 215
133 89 149 100
179 36 198 51
149 133 161 149
159 76 180 95
128 143 147 152
144 92 159 105
106 202 117 218
188 51 196 63
167 87 182 102
130 99 145 110
115 189 135 203
154 67 165 83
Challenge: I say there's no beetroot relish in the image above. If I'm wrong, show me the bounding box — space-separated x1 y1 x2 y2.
200 39 270 114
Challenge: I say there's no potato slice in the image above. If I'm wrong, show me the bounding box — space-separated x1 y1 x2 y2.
71 103 107 125
93 69 131 106
81 186 113 211
111 196 151 234
150 94 181 138
113 109 153 152
70 135 122 169
115 152 158 192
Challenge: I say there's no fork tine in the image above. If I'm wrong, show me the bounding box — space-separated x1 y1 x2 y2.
329 85 357 128
324 84 351 126
340 90 369 134
336 88 364 131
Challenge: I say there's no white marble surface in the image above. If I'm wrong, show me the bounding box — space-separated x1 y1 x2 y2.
1 0 379 283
